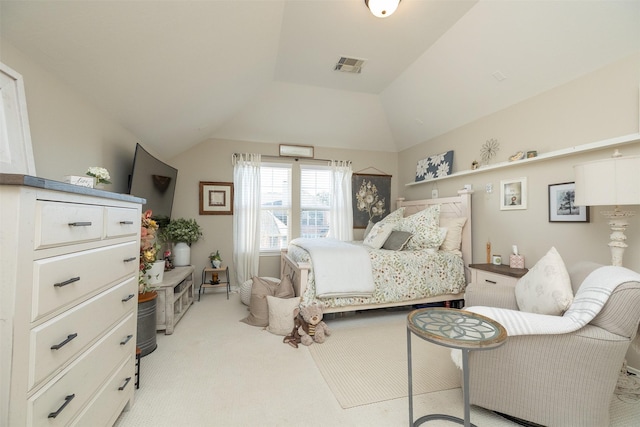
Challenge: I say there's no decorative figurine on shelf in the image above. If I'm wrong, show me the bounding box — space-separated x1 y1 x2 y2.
209 250 222 269
471 160 479 170
164 250 174 271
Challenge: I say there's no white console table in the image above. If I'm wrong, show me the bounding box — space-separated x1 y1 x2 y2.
155 266 195 334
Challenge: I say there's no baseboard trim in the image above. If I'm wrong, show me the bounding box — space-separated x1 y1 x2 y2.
627 366 640 376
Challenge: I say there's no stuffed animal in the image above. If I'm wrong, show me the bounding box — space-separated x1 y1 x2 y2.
283 303 330 348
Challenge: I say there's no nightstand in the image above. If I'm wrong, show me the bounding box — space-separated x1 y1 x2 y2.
469 263 528 288
466 264 529 308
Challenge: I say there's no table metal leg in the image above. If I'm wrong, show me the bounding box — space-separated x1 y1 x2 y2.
407 328 414 427
462 349 471 427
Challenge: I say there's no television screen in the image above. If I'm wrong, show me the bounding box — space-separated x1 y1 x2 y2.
128 143 178 223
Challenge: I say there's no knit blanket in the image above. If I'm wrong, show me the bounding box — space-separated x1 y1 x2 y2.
289 238 375 298
451 266 640 368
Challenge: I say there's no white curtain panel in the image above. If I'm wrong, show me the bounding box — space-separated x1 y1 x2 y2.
328 160 354 241
232 153 261 284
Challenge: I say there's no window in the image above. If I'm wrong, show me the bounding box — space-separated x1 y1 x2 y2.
300 166 331 238
260 165 291 251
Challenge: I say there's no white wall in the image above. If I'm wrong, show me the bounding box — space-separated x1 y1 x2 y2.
398 53 640 368
1 40 140 194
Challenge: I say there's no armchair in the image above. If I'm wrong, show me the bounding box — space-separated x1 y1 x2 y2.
464 262 640 427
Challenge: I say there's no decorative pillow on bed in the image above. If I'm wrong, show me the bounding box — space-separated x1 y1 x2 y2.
363 221 395 249
398 204 442 250
378 207 405 226
382 231 413 250
241 276 295 327
439 217 467 252
363 221 375 239
266 296 301 335
515 247 574 316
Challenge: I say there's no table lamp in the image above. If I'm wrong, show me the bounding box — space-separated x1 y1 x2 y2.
574 150 640 266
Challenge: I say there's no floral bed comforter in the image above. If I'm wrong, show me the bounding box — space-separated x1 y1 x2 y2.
287 242 466 309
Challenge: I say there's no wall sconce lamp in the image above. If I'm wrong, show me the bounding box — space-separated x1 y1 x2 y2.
365 0 401 18
574 150 640 266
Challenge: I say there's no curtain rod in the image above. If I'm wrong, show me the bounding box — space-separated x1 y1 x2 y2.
232 153 351 165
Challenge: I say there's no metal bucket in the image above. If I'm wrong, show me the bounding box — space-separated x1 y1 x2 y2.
137 291 158 357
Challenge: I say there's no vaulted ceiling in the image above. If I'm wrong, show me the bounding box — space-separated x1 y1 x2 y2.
1 0 639 159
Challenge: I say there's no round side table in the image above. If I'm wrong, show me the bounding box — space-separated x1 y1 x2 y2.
406 308 507 427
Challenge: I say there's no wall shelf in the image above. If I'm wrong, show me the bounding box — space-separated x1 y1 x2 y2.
406 132 640 187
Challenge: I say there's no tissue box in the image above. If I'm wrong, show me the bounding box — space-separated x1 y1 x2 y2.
509 255 525 269
64 175 95 188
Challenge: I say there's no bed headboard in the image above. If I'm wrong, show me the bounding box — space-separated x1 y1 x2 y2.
396 189 473 282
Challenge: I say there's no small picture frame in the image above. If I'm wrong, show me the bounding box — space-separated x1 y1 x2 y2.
279 144 314 158
548 182 590 223
500 177 527 210
199 181 234 215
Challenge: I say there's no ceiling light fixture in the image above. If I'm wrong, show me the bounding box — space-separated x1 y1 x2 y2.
365 0 401 18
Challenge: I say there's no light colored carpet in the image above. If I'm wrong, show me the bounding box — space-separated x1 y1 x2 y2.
114 292 640 426
309 317 460 408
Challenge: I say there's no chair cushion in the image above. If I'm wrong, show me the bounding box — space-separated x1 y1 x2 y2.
265 296 301 336
515 247 573 315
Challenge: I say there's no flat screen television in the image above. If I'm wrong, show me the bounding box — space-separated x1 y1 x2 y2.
128 143 178 224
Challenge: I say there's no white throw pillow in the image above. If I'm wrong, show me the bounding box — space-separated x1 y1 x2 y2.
266 296 301 336
439 217 467 252
515 247 574 315
363 221 395 249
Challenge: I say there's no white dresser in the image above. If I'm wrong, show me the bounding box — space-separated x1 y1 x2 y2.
0 175 145 427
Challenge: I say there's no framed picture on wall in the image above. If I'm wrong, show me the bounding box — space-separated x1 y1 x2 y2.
548 182 590 222
500 177 527 210
199 181 233 215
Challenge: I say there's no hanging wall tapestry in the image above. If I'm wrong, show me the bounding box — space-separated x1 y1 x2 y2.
352 173 392 229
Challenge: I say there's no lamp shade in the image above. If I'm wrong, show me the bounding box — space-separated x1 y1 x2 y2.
365 0 400 18
574 154 640 206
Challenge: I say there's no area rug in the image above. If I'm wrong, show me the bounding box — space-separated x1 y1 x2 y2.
308 316 461 409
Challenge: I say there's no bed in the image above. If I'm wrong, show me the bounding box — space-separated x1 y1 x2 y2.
280 190 473 313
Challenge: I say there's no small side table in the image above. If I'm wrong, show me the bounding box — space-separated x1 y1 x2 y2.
200 265 230 300
407 308 507 427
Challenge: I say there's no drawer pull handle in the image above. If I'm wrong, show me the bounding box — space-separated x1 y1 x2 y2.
119 377 132 391
51 333 78 350
54 276 80 287
48 394 75 418
68 221 92 227
122 294 135 302
123 257 137 262
484 279 497 284
119 220 134 225
120 334 134 345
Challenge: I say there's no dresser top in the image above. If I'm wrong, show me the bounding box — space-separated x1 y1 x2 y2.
0 173 146 204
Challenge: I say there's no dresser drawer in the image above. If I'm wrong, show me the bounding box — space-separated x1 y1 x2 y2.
105 207 139 238
27 313 135 427
35 201 104 249
70 358 134 427
474 270 519 288
29 278 137 389
32 241 139 321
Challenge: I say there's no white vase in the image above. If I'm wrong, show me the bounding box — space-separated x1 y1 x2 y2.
173 242 190 266
146 260 165 285
212 259 221 269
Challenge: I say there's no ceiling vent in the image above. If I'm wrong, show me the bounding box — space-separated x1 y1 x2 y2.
334 57 366 74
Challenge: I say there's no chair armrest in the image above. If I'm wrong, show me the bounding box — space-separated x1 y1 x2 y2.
464 283 519 310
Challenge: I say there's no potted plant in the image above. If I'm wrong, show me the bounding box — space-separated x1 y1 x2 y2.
209 250 222 268
160 218 203 266
138 209 161 356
